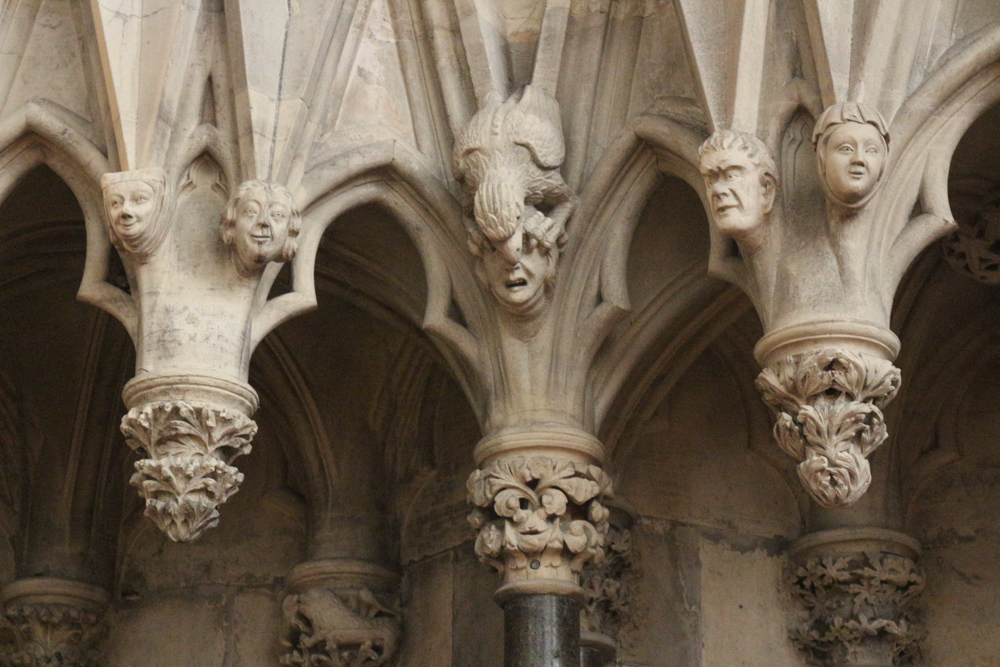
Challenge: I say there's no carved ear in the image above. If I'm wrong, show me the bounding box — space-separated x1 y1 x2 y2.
762 175 777 214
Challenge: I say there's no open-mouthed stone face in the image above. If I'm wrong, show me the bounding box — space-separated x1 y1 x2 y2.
481 232 554 313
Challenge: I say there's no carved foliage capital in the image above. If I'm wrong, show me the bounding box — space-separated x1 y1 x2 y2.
0 579 107 667
467 456 613 582
789 550 924 665
580 524 638 649
281 587 400 667
121 400 257 542
756 349 901 508
942 201 1000 284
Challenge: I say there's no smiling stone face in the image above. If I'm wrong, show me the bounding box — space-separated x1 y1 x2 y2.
819 122 886 208
101 168 170 263
107 180 156 249
221 181 300 275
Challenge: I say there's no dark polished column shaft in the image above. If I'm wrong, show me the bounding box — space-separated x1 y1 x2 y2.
503 594 581 667
580 646 606 667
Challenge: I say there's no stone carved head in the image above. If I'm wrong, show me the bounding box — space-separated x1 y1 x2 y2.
101 169 171 263
698 130 779 253
471 205 563 319
220 180 301 275
812 102 890 210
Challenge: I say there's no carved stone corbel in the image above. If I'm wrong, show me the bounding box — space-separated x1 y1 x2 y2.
699 101 953 509
281 560 401 667
453 85 575 333
120 387 257 542
97 171 302 541
466 426 613 600
0 578 108 667
787 529 924 666
755 347 901 508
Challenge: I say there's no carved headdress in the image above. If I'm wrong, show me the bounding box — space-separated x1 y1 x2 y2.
812 102 890 209
101 168 172 263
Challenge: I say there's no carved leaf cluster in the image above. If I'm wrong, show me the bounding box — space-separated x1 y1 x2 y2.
121 401 257 542
942 202 1000 284
789 551 924 665
467 456 612 578
0 603 104 667
281 587 400 667
756 350 901 508
580 526 638 646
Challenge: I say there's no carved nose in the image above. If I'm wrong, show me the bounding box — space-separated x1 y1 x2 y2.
498 232 522 264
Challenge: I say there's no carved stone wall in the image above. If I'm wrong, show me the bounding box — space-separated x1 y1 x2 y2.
0 0 998 665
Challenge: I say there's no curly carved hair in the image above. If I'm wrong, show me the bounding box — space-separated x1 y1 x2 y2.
220 180 302 262
698 130 779 190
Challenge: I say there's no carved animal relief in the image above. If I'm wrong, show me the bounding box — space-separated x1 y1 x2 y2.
755 350 901 508
121 401 256 542
467 456 612 582
281 587 400 667
453 86 575 319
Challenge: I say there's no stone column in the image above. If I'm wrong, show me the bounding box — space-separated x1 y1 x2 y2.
697 103 953 509
787 528 924 666
93 170 303 541
0 577 108 666
467 426 613 667
281 559 401 666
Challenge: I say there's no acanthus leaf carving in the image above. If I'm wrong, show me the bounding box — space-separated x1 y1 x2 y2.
0 580 107 667
942 200 1000 284
467 456 612 582
580 524 639 653
755 349 901 508
121 400 257 542
281 587 401 667
789 550 924 665
0 603 103 667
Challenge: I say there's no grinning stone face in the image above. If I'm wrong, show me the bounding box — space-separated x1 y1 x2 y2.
107 180 156 251
232 184 292 272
